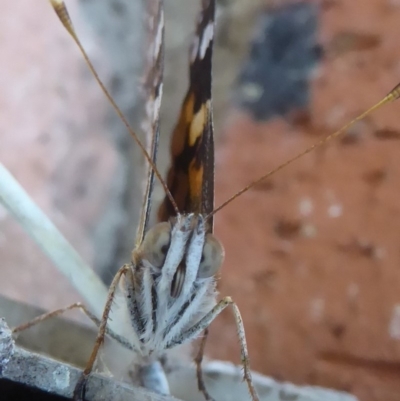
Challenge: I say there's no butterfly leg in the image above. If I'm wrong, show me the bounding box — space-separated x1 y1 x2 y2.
194 328 214 401
227 299 260 401
168 297 260 401
12 302 135 352
12 302 95 333
73 264 130 401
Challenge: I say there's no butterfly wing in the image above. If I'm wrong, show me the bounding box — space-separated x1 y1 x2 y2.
136 0 165 245
158 0 216 231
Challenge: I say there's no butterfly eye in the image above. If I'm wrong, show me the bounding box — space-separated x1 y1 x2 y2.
197 234 224 278
141 222 171 269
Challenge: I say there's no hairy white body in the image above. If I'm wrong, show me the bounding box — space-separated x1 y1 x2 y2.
116 213 221 362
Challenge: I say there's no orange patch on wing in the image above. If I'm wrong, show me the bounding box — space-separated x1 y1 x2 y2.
189 161 204 212
171 93 194 157
189 102 207 146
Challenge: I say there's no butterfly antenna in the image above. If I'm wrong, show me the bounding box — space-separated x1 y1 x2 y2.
207 83 400 220
49 0 179 215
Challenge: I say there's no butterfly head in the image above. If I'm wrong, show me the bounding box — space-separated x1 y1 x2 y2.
136 214 224 298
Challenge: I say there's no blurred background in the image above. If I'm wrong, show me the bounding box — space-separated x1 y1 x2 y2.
1 1 400 400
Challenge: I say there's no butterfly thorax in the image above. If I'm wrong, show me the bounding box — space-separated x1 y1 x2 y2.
125 213 223 357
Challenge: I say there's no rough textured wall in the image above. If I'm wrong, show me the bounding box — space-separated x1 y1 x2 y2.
210 2 400 401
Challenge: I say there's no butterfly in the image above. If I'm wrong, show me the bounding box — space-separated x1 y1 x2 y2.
44 0 260 400
11 0 400 400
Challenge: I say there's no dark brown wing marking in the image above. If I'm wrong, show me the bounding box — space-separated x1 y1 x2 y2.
136 0 165 245
158 0 216 231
